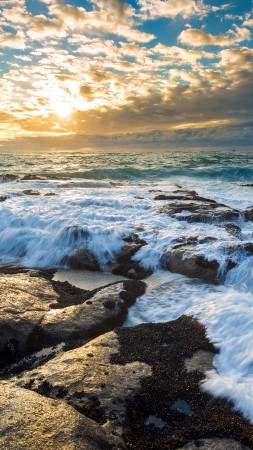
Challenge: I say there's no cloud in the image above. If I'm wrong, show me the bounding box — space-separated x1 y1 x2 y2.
243 17 253 28
137 0 208 20
217 47 253 72
152 44 214 67
178 25 251 47
0 29 26 49
39 0 155 42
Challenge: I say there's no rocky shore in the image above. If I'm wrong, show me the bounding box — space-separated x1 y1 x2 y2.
1 189 253 449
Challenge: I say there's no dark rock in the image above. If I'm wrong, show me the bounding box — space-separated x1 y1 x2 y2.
223 223 242 238
162 248 220 283
67 248 100 271
243 208 253 222
171 235 217 250
227 242 253 256
112 234 152 280
44 192 57 196
112 262 152 280
154 194 189 201
0 173 19 182
21 174 45 180
179 438 252 449
159 192 241 225
23 189 41 196
110 316 253 449
0 195 9 202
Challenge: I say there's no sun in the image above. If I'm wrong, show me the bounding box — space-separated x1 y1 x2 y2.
50 100 74 118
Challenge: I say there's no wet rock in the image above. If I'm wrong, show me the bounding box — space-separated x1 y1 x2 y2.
11 331 151 446
0 173 19 182
112 262 152 280
227 242 253 256
171 235 217 250
68 247 100 271
243 208 253 222
0 272 145 365
23 189 41 196
162 248 220 283
110 316 253 449
179 438 251 449
21 174 45 180
185 350 214 373
8 316 253 449
0 195 9 201
158 191 241 225
28 280 146 352
223 223 242 238
0 382 111 450
0 273 60 366
44 192 57 196
112 234 152 280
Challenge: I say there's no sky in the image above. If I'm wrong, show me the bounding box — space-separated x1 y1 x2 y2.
0 0 253 152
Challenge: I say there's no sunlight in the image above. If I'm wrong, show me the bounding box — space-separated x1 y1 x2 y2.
50 100 74 118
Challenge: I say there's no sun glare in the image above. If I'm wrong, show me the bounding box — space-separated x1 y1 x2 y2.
51 100 74 117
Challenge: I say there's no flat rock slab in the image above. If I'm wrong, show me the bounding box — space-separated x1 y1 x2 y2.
157 191 241 225
0 272 60 362
0 271 145 367
0 382 110 450
9 316 253 449
11 331 151 445
29 279 145 352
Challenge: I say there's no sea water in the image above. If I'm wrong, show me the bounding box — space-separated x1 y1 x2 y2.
1 149 253 420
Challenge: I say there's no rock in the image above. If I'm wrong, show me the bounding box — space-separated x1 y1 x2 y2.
112 234 153 280
223 223 242 238
162 248 220 283
11 331 151 446
112 262 152 280
158 191 241 225
23 189 41 196
227 242 253 256
21 174 45 180
28 280 146 352
0 382 111 450
0 273 60 366
0 195 9 201
185 350 214 373
243 208 253 222
0 173 19 182
0 272 145 366
57 225 101 271
179 438 251 449
135 225 145 232
8 316 253 449
68 247 100 271
109 316 253 449
44 192 57 196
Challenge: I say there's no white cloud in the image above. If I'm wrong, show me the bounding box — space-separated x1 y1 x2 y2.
0 29 26 49
137 0 208 20
178 25 251 47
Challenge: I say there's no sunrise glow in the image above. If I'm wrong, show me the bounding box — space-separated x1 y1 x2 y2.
0 0 252 151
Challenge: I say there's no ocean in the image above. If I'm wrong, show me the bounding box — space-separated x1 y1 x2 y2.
1 149 253 421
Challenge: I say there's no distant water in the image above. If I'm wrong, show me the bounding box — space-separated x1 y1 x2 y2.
1 149 253 421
